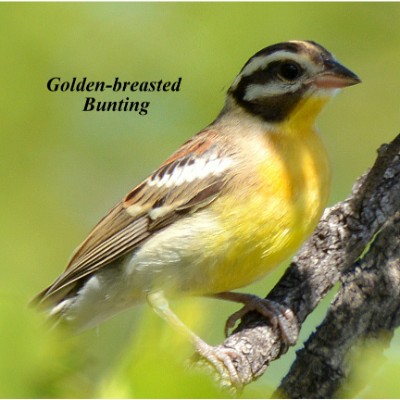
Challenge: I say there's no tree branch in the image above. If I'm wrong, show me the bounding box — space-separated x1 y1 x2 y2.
195 133 400 391
277 211 400 398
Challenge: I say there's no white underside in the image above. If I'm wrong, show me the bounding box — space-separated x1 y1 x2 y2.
56 210 222 332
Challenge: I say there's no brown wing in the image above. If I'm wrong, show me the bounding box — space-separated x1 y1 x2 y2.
35 130 234 305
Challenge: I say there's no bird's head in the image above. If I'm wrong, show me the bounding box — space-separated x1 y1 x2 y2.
225 40 361 127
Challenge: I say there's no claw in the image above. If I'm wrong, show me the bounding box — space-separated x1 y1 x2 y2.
192 340 243 390
213 292 298 348
147 291 244 388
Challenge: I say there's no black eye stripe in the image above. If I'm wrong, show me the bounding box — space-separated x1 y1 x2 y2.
230 60 303 99
228 41 337 123
236 59 304 88
229 60 307 123
279 62 302 80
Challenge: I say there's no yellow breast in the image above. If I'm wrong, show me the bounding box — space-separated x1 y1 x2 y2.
203 99 331 293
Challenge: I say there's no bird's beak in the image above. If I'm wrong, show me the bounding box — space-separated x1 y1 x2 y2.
312 59 361 89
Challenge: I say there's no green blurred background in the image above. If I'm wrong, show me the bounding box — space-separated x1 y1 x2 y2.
1 2 400 398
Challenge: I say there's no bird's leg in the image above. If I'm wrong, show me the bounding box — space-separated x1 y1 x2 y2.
147 291 243 388
210 292 298 347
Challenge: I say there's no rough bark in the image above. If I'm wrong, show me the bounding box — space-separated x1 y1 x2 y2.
277 211 400 398
196 133 400 395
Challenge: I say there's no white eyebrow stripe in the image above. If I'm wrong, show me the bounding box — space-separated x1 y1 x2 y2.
241 51 296 77
231 51 319 91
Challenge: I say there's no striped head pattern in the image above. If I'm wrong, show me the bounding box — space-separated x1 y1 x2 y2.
227 40 360 123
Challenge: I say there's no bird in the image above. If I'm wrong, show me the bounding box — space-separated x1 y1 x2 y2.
33 40 360 384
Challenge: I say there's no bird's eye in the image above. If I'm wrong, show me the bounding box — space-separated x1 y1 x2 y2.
277 61 302 82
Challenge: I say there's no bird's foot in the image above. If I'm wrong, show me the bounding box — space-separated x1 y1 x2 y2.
189 338 244 391
215 292 298 350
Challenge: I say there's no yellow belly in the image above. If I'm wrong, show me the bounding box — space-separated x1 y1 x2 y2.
200 126 330 293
